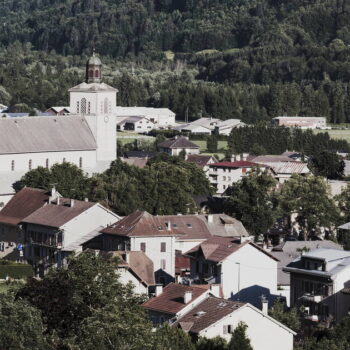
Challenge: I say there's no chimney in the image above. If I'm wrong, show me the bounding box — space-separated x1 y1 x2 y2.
51 186 56 197
155 284 163 297
242 153 248 161
230 154 236 162
84 198 89 202
56 197 60 205
261 295 268 315
207 214 213 224
209 284 220 297
70 199 75 207
48 196 52 204
167 221 171 231
184 290 192 304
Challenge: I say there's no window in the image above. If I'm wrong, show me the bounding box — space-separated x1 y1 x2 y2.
81 98 87 115
223 176 226 181
95 69 99 78
140 242 146 252
161 259 166 270
11 160 15 171
76 101 80 113
29 159 32 170
79 157 83 168
89 70 93 78
202 263 209 274
161 242 166 252
104 98 109 114
88 102 91 114
46 159 49 169
223 325 233 334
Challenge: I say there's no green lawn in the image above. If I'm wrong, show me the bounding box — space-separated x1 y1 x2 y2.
314 129 350 143
192 140 228 152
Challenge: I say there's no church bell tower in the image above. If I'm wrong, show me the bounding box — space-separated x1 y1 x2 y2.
86 52 102 84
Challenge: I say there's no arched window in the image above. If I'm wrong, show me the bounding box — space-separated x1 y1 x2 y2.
89 70 94 78
104 98 109 114
29 159 32 170
81 98 87 115
46 159 49 169
11 160 15 171
95 69 99 78
79 157 83 168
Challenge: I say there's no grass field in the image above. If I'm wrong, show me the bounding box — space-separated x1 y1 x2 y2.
314 129 350 142
192 140 228 152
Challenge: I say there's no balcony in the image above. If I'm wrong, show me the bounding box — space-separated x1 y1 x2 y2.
29 239 61 248
299 293 324 303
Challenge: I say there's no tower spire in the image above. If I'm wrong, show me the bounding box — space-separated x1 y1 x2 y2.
86 52 102 84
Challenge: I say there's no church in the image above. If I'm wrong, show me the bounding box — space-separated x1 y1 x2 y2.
0 54 118 206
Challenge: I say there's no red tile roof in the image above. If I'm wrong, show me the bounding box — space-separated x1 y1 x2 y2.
101 211 184 237
0 187 50 226
142 283 209 315
186 236 278 262
22 198 95 228
110 251 155 286
173 296 245 334
209 161 263 168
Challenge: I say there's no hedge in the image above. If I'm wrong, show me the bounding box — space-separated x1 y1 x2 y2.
0 263 33 279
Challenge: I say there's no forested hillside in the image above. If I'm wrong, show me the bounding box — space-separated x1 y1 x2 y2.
1 0 350 122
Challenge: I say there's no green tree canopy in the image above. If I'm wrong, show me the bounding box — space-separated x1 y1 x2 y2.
228 322 253 350
309 151 345 179
223 170 278 237
278 174 340 239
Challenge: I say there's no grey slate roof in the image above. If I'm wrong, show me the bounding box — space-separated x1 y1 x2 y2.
158 136 199 149
0 115 97 154
270 241 343 285
68 82 117 92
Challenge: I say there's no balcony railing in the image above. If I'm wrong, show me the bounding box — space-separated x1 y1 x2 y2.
29 239 62 248
299 294 324 303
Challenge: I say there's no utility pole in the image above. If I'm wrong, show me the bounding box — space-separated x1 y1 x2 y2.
236 262 240 301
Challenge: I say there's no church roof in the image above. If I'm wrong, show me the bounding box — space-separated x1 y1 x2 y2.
68 82 118 92
87 55 102 65
0 115 97 154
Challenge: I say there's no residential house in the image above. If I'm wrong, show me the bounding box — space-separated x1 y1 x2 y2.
208 160 267 194
98 250 155 295
186 236 278 306
270 241 343 306
45 106 71 116
158 136 200 156
117 116 155 133
174 118 244 135
95 211 179 284
173 296 295 350
115 107 175 127
142 282 220 325
0 187 52 260
284 249 350 323
272 116 327 129
250 155 310 183
22 196 119 276
186 154 217 174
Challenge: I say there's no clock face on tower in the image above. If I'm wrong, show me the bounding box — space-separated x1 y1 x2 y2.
104 116 109 123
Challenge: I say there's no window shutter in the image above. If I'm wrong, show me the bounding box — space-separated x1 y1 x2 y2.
223 325 228 334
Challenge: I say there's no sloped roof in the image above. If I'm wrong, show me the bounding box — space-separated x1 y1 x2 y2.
173 297 244 333
186 155 216 169
0 115 96 154
186 236 278 263
121 158 148 169
250 155 293 163
47 106 71 113
113 251 155 286
197 214 249 238
158 137 199 149
0 188 50 226
115 107 175 117
69 82 118 92
22 198 95 228
270 162 309 175
210 161 262 168
101 211 182 237
142 283 209 315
